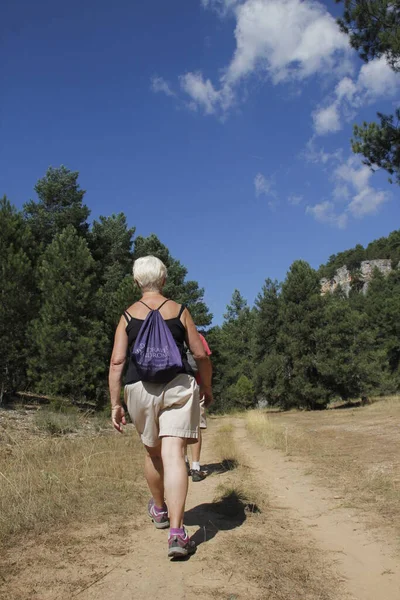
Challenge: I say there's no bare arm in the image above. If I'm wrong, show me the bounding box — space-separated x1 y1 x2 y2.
109 317 128 431
183 309 213 406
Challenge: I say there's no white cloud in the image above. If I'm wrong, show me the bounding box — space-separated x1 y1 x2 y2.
313 102 341 135
302 137 343 165
150 76 176 97
288 194 303 205
254 172 276 199
348 187 388 218
334 157 389 217
332 184 350 201
224 0 349 87
335 76 357 102
169 0 351 116
179 72 221 114
334 157 371 192
306 201 347 228
306 155 390 227
358 56 399 99
313 56 400 135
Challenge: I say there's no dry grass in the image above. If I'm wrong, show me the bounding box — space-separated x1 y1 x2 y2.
367 394 400 410
0 407 148 600
246 398 400 538
247 411 290 452
0 416 147 545
212 423 241 470
33 405 82 435
206 422 339 600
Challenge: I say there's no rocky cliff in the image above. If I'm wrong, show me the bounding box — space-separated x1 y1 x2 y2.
320 259 394 296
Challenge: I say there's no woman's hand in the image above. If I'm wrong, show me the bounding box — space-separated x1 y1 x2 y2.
112 405 126 433
200 384 213 409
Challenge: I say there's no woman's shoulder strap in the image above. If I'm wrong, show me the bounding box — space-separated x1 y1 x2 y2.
138 300 152 310
156 299 170 311
122 310 132 324
178 304 187 318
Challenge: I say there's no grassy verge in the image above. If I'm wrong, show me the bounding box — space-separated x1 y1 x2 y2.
246 401 400 537
0 417 146 544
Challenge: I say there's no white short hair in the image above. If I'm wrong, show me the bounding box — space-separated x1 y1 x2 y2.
132 256 167 292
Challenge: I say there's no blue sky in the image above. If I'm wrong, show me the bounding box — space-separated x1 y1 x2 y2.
1 0 399 324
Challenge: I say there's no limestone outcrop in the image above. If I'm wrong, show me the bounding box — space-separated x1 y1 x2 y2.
320 259 393 296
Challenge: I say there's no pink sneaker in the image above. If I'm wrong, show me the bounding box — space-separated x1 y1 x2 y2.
168 528 196 558
148 498 170 529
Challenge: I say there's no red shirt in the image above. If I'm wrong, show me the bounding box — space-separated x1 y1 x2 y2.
195 334 212 384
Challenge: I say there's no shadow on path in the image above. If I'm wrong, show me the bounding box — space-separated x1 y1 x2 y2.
184 491 260 548
201 459 239 476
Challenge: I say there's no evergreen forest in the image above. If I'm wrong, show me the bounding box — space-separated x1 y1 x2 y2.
1 166 400 411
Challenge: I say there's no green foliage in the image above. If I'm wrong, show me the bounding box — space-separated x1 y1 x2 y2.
317 295 384 400
227 375 255 409
252 279 281 398
0 197 35 401
208 291 255 412
352 110 400 184
336 2 400 185
336 1 400 70
275 261 330 410
24 166 90 246
364 268 400 386
211 235 400 412
253 279 280 360
1 166 213 408
3 164 400 414
27 226 108 403
89 213 136 337
254 351 286 406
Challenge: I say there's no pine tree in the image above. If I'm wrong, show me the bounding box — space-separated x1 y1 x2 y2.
89 213 135 335
24 166 90 247
336 1 400 183
336 1 400 70
215 290 255 410
317 294 384 400
0 197 34 402
227 375 255 409
276 261 329 410
253 279 281 361
28 226 107 403
364 268 400 389
252 279 281 399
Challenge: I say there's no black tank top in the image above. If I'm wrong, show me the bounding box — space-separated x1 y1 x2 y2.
123 301 194 385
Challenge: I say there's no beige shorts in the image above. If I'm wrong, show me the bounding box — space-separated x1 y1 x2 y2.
200 399 207 429
125 374 200 447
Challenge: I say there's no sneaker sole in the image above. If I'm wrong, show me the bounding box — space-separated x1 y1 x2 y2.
168 545 196 558
150 517 170 529
191 476 207 482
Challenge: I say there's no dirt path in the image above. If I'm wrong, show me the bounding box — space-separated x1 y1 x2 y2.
14 417 398 600
233 418 400 600
76 426 257 600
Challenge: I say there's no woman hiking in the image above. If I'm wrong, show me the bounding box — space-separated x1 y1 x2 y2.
109 255 213 558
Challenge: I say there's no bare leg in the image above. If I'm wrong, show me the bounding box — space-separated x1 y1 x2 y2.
144 445 164 508
161 436 188 528
191 428 202 465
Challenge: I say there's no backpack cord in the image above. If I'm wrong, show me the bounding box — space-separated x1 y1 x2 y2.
138 299 170 311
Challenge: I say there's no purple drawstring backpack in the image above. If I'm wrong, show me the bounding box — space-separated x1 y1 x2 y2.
130 300 183 383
